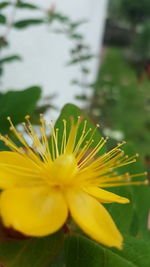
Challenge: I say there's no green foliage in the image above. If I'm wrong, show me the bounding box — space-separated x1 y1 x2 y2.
0 86 41 134
0 232 63 267
0 1 10 9
16 2 39 10
0 55 22 64
65 234 150 267
68 54 94 65
0 14 6 24
14 19 44 29
120 0 150 25
92 48 150 156
131 22 150 61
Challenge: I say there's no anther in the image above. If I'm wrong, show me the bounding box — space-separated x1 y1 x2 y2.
25 115 30 120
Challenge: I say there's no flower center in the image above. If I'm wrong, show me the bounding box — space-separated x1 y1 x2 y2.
42 154 78 187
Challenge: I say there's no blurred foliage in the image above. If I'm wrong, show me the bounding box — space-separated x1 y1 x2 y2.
109 0 150 26
105 0 150 73
89 0 150 160
90 48 150 157
120 0 150 26
0 0 94 109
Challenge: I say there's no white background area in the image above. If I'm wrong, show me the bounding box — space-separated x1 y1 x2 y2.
1 0 108 118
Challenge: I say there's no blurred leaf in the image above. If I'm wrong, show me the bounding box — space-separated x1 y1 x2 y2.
70 19 87 30
70 79 80 85
0 86 41 133
65 234 150 267
113 235 150 267
105 141 150 238
0 1 10 9
14 19 44 29
0 36 8 48
104 186 134 236
54 103 105 156
0 55 22 64
81 67 90 74
30 104 55 125
69 33 83 40
0 66 3 76
48 12 70 24
68 54 94 65
75 94 88 101
16 2 39 10
121 143 150 238
0 14 6 24
0 232 63 267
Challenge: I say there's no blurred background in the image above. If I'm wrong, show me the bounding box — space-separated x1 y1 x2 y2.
0 0 150 175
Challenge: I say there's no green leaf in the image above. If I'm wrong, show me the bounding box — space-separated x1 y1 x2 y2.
0 55 22 64
0 36 8 48
121 143 150 238
67 54 94 65
64 235 136 267
54 103 105 155
0 86 41 133
114 235 150 267
0 232 63 267
104 186 134 236
104 142 148 237
16 2 39 10
0 14 6 24
0 1 10 9
14 19 44 29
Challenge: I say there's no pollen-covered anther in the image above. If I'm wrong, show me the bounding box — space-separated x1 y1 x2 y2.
25 115 30 120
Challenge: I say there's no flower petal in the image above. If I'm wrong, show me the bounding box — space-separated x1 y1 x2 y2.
84 186 129 204
0 186 68 236
67 190 123 249
0 152 41 189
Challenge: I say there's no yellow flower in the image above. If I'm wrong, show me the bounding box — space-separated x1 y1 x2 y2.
0 116 147 249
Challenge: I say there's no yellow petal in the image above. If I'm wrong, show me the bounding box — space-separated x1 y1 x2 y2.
84 186 130 204
0 186 68 236
67 190 123 249
0 152 41 189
